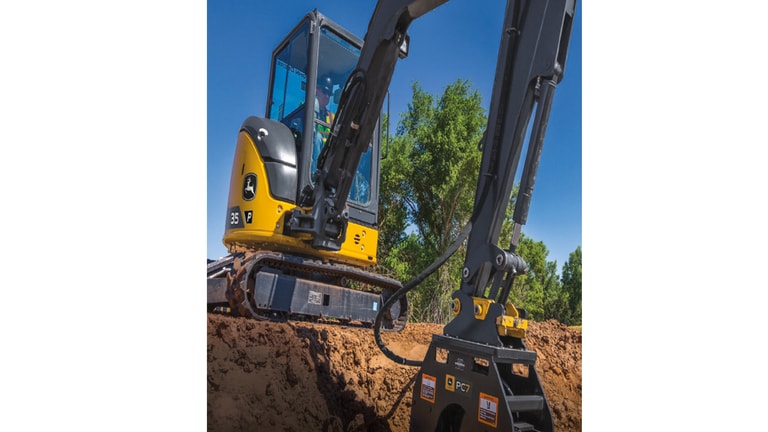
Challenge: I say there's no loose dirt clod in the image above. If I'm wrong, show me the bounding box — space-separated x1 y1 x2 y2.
207 314 581 431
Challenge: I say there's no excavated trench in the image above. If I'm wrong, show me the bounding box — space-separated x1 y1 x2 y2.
207 314 581 431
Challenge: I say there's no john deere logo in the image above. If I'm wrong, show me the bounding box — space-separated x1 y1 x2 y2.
243 174 257 201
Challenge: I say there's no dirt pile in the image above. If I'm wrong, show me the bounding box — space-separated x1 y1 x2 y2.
207 314 581 431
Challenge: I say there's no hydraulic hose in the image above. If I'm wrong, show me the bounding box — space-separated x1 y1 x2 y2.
372 221 473 366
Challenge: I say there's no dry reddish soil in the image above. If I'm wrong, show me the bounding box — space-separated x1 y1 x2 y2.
207 315 581 431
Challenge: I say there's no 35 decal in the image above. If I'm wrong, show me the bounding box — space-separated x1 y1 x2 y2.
227 206 244 228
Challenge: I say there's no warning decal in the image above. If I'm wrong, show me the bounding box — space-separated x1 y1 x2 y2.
420 373 436 403
478 392 499 428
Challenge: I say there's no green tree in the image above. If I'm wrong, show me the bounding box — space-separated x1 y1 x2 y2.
378 113 412 256
508 234 562 321
542 261 571 324
377 79 576 325
378 79 486 323
561 246 582 324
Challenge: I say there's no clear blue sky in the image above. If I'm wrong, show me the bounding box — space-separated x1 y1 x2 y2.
208 0 583 270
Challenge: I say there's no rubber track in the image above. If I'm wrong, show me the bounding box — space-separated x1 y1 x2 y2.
225 251 408 332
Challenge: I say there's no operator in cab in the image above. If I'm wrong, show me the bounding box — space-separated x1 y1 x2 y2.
312 73 370 203
312 74 335 175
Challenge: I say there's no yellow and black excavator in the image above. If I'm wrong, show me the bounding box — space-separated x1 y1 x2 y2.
208 0 576 430
206 8 409 330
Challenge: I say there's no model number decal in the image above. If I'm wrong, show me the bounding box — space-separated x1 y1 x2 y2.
445 374 471 395
227 206 244 228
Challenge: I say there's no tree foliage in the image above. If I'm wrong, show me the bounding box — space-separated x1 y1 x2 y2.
398 79 485 253
377 79 582 325
382 79 486 322
560 246 582 324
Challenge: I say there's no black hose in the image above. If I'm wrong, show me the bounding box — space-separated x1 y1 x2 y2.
372 221 473 366
373 130 495 366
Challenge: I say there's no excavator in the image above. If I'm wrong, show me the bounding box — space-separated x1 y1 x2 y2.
202 5 408 331
206 6 409 330
208 0 576 430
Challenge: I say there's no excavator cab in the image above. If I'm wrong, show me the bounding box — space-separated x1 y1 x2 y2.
268 10 377 208
222 9 382 267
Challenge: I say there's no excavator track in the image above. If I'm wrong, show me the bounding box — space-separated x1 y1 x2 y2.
221 251 408 332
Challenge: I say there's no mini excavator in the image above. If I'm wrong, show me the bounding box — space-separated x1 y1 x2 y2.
208 0 576 430
207 7 409 330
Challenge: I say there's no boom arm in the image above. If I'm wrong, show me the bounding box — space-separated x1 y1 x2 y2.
407 2 575 430
289 0 449 251
445 0 575 345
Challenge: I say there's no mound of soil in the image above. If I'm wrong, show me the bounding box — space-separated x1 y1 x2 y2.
207 315 581 431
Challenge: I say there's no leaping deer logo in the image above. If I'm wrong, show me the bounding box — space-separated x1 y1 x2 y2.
243 174 257 201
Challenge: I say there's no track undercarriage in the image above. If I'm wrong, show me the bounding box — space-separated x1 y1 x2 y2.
207 251 408 332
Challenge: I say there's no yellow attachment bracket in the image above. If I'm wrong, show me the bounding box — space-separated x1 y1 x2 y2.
451 298 461 316
496 303 528 338
472 298 494 320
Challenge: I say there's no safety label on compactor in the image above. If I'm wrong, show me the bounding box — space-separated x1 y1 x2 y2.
420 373 436 403
478 392 499 428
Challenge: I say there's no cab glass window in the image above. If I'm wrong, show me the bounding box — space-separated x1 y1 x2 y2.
313 26 371 205
269 22 309 123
